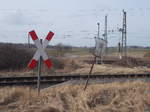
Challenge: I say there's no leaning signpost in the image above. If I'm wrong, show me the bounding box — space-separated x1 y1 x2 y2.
28 30 54 95
84 23 107 90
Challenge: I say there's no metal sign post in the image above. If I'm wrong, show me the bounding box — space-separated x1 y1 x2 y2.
84 23 107 90
37 39 42 96
84 56 96 90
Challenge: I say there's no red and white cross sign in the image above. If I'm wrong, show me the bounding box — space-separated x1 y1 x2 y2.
28 30 54 69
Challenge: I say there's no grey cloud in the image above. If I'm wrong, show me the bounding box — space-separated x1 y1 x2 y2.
2 10 37 25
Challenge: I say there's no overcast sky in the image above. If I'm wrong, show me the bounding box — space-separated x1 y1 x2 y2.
0 0 150 46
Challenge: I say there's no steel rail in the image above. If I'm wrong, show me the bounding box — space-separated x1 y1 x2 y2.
0 73 150 86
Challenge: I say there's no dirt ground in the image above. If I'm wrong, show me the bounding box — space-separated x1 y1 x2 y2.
0 81 150 112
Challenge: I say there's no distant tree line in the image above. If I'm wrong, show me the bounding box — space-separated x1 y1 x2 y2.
0 43 33 70
0 43 65 70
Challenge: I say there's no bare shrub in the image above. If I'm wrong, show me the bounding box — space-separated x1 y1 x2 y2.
70 60 80 69
42 58 65 74
114 57 148 67
55 43 72 57
87 89 115 108
144 52 150 58
51 58 65 69
0 44 33 70
40 106 60 112
0 88 24 105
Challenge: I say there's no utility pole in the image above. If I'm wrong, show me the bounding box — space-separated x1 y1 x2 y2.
96 22 100 64
104 15 108 42
119 10 127 59
97 22 100 38
104 15 108 54
122 10 127 58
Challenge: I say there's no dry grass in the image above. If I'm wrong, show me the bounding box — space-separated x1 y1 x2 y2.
70 55 150 74
0 70 36 77
0 81 150 112
71 63 150 74
144 52 150 58
1 63 150 77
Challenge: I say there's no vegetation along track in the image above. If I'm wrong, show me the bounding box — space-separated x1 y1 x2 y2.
0 73 150 86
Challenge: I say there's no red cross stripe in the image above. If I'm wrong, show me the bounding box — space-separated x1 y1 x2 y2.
28 30 54 69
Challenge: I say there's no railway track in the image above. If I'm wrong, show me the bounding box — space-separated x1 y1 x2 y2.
0 73 150 86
